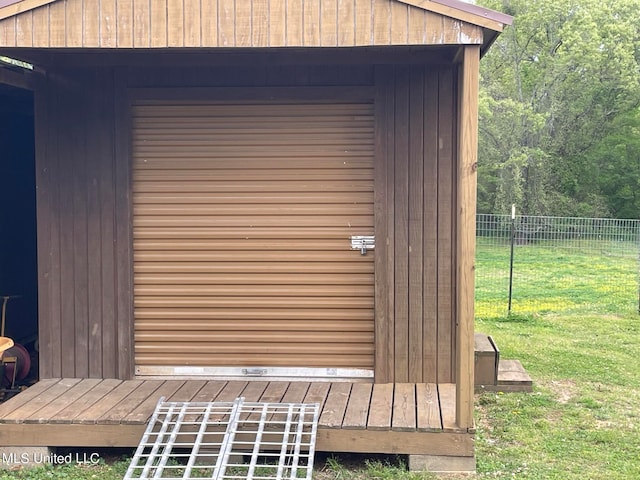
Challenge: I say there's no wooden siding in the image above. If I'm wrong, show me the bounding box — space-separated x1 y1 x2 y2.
35 68 133 379
0 0 483 48
35 63 378 380
131 96 376 371
34 59 464 388
374 64 457 384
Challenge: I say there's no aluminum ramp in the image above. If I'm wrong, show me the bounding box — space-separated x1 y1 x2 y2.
124 397 320 479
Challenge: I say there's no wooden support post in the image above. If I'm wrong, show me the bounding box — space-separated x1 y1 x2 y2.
455 45 480 430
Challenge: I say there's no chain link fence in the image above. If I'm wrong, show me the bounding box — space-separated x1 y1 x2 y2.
476 214 640 318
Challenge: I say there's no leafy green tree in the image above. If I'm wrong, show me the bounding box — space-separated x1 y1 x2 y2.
477 0 640 218
585 110 640 218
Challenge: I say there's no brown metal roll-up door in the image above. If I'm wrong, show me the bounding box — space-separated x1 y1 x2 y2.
132 99 375 378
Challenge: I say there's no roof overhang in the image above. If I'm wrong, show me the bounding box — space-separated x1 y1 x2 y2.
398 0 512 31
397 0 512 55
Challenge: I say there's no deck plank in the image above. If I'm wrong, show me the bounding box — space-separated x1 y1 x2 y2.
319 383 352 429
166 380 207 402
74 380 144 424
209 381 249 421
257 382 289 403
98 380 165 425
124 380 187 424
190 380 228 402
213 381 248 402
498 359 533 385
280 382 310 404
1 379 82 424
0 378 61 419
367 383 393 430
236 381 269 421
180 380 228 424
342 382 373 430
303 382 331 411
416 383 442 431
25 378 103 424
270 382 311 422
246 382 290 421
51 379 124 424
391 383 416 431
238 381 269 402
0 379 472 457
438 383 458 431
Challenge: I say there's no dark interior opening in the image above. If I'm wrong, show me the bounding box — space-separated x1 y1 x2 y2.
0 82 38 364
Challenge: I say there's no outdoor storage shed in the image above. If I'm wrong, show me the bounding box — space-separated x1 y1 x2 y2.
0 0 511 472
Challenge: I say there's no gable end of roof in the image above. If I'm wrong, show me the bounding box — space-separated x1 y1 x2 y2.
2 0 513 30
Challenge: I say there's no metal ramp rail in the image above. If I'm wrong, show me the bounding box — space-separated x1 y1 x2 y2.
124 397 320 480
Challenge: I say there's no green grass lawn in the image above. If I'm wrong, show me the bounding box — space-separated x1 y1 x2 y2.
473 238 640 479
476 238 639 316
1 240 639 479
475 312 640 479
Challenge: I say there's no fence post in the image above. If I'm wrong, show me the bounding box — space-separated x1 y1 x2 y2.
637 221 640 315
508 205 516 314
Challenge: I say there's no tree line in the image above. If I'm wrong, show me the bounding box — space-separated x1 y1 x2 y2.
477 0 640 219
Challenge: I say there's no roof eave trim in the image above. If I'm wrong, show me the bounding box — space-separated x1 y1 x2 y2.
433 0 513 26
0 0 57 21
397 0 513 32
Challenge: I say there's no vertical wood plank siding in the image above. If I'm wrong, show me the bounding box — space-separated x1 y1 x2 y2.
35 68 132 378
0 0 483 48
34 73 58 377
436 66 455 383
407 68 424 382
422 69 439 382
393 66 410 383
114 68 135 380
34 61 460 384
373 67 393 383
374 65 457 384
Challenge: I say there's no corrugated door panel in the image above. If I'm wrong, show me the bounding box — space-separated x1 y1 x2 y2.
132 100 374 372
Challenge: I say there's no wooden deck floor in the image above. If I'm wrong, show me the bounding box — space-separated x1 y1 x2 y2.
0 379 473 458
